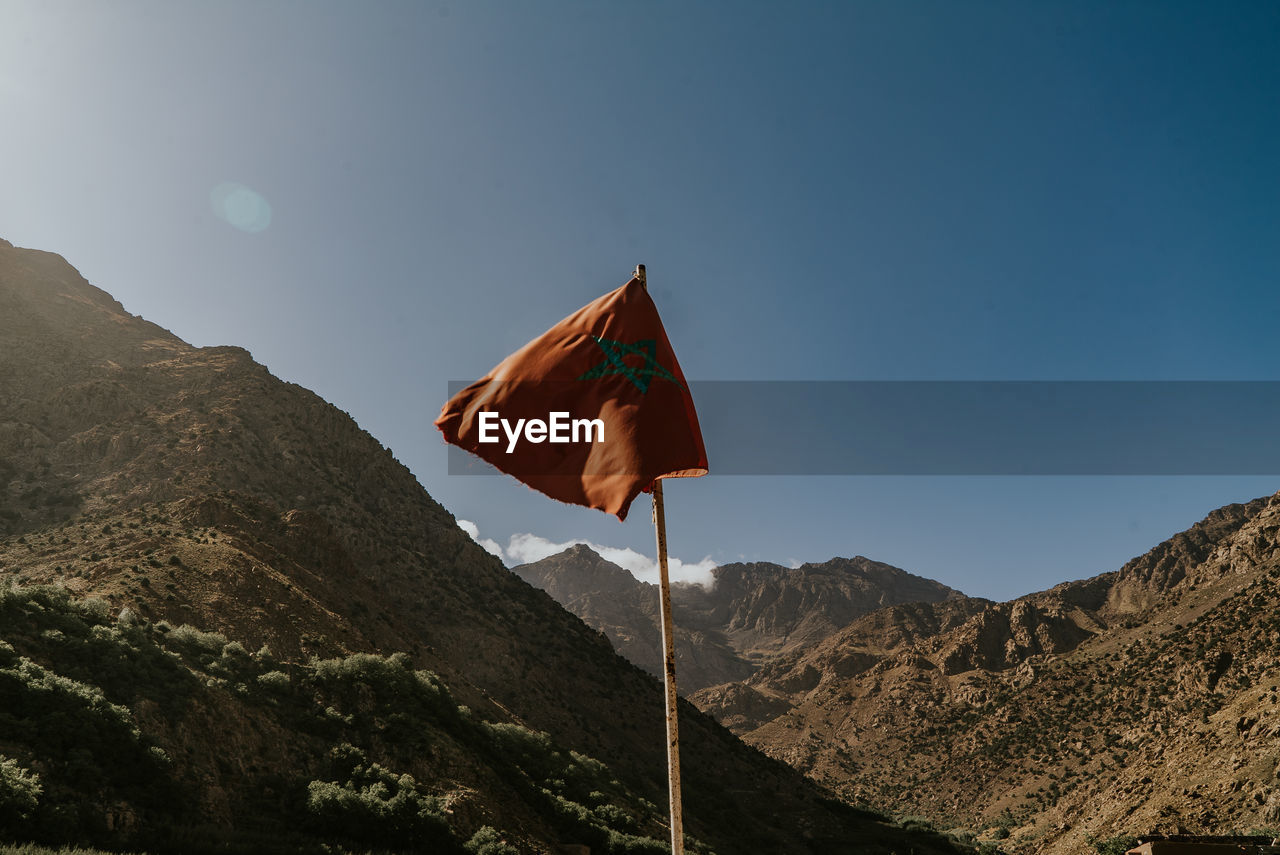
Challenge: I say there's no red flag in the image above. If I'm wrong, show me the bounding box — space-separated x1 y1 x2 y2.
436 272 707 520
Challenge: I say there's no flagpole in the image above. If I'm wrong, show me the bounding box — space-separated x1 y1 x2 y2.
636 263 685 855
651 477 685 855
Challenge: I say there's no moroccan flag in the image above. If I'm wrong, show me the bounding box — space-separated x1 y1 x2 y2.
436 272 708 521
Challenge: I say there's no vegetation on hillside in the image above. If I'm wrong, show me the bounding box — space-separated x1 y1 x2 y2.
0 584 699 854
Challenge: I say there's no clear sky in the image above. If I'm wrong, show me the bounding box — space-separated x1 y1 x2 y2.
3 1 1278 600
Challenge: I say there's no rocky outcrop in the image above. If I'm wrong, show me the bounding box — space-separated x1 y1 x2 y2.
934 599 1098 674
1104 498 1271 614
514 548 966 692
688 682 793 733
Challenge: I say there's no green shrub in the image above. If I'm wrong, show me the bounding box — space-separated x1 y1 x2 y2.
305 761 457 851
0 586 677 854
256 670 291 692
309 653 457 727
465 826 520 855
0 755 41 830
79 598 111 623
1088 834 1139 855
594 803 638 832
605 830 671 854
163 625 229 658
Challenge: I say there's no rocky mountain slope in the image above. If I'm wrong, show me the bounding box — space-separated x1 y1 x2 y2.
513 546 965 692
512 456 1280 852
693 495 1280 853
0 238 963 855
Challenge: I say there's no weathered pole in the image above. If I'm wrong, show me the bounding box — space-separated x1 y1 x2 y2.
637 259 685 855
650 476 684 855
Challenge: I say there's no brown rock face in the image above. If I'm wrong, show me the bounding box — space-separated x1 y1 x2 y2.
681 492 1280 854
514 547 966 692
934 599 1097 675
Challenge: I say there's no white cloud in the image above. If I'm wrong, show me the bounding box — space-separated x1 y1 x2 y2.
507 532 716 588
463 522 717 588
456 519 504 559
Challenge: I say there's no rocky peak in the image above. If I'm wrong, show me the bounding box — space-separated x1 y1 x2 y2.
1104 496 1273 614
515 543 644 601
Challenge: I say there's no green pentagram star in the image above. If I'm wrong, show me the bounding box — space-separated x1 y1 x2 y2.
577 336 686 394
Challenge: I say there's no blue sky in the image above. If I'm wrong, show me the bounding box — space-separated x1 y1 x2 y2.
3 2 1278 599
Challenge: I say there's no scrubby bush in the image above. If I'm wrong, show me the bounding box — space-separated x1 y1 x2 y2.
305 760 456 851
1088 834 1139 855
0 755 42 829
465 826 520 855
0 586 677 855
477 722 672 854
605 830 671 854
162 625 229 660
308 652 458 727
256 670 291 692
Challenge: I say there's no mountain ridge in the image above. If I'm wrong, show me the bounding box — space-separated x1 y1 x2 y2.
698 494 1280 851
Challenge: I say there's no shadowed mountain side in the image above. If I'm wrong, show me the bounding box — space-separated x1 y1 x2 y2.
513 547 966 693
0 239 966 855
511 544 754 690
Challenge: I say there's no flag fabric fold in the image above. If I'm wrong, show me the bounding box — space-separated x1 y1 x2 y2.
436 274 708 520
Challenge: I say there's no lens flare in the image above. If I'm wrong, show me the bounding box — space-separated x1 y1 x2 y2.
210 182 272 233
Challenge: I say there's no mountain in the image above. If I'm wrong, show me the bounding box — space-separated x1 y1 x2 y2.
0 238 963 855
513 547 966 692
692 494 1280 852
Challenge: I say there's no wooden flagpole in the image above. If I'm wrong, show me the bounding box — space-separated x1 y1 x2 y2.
636 263 685 855
651 477 684 855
